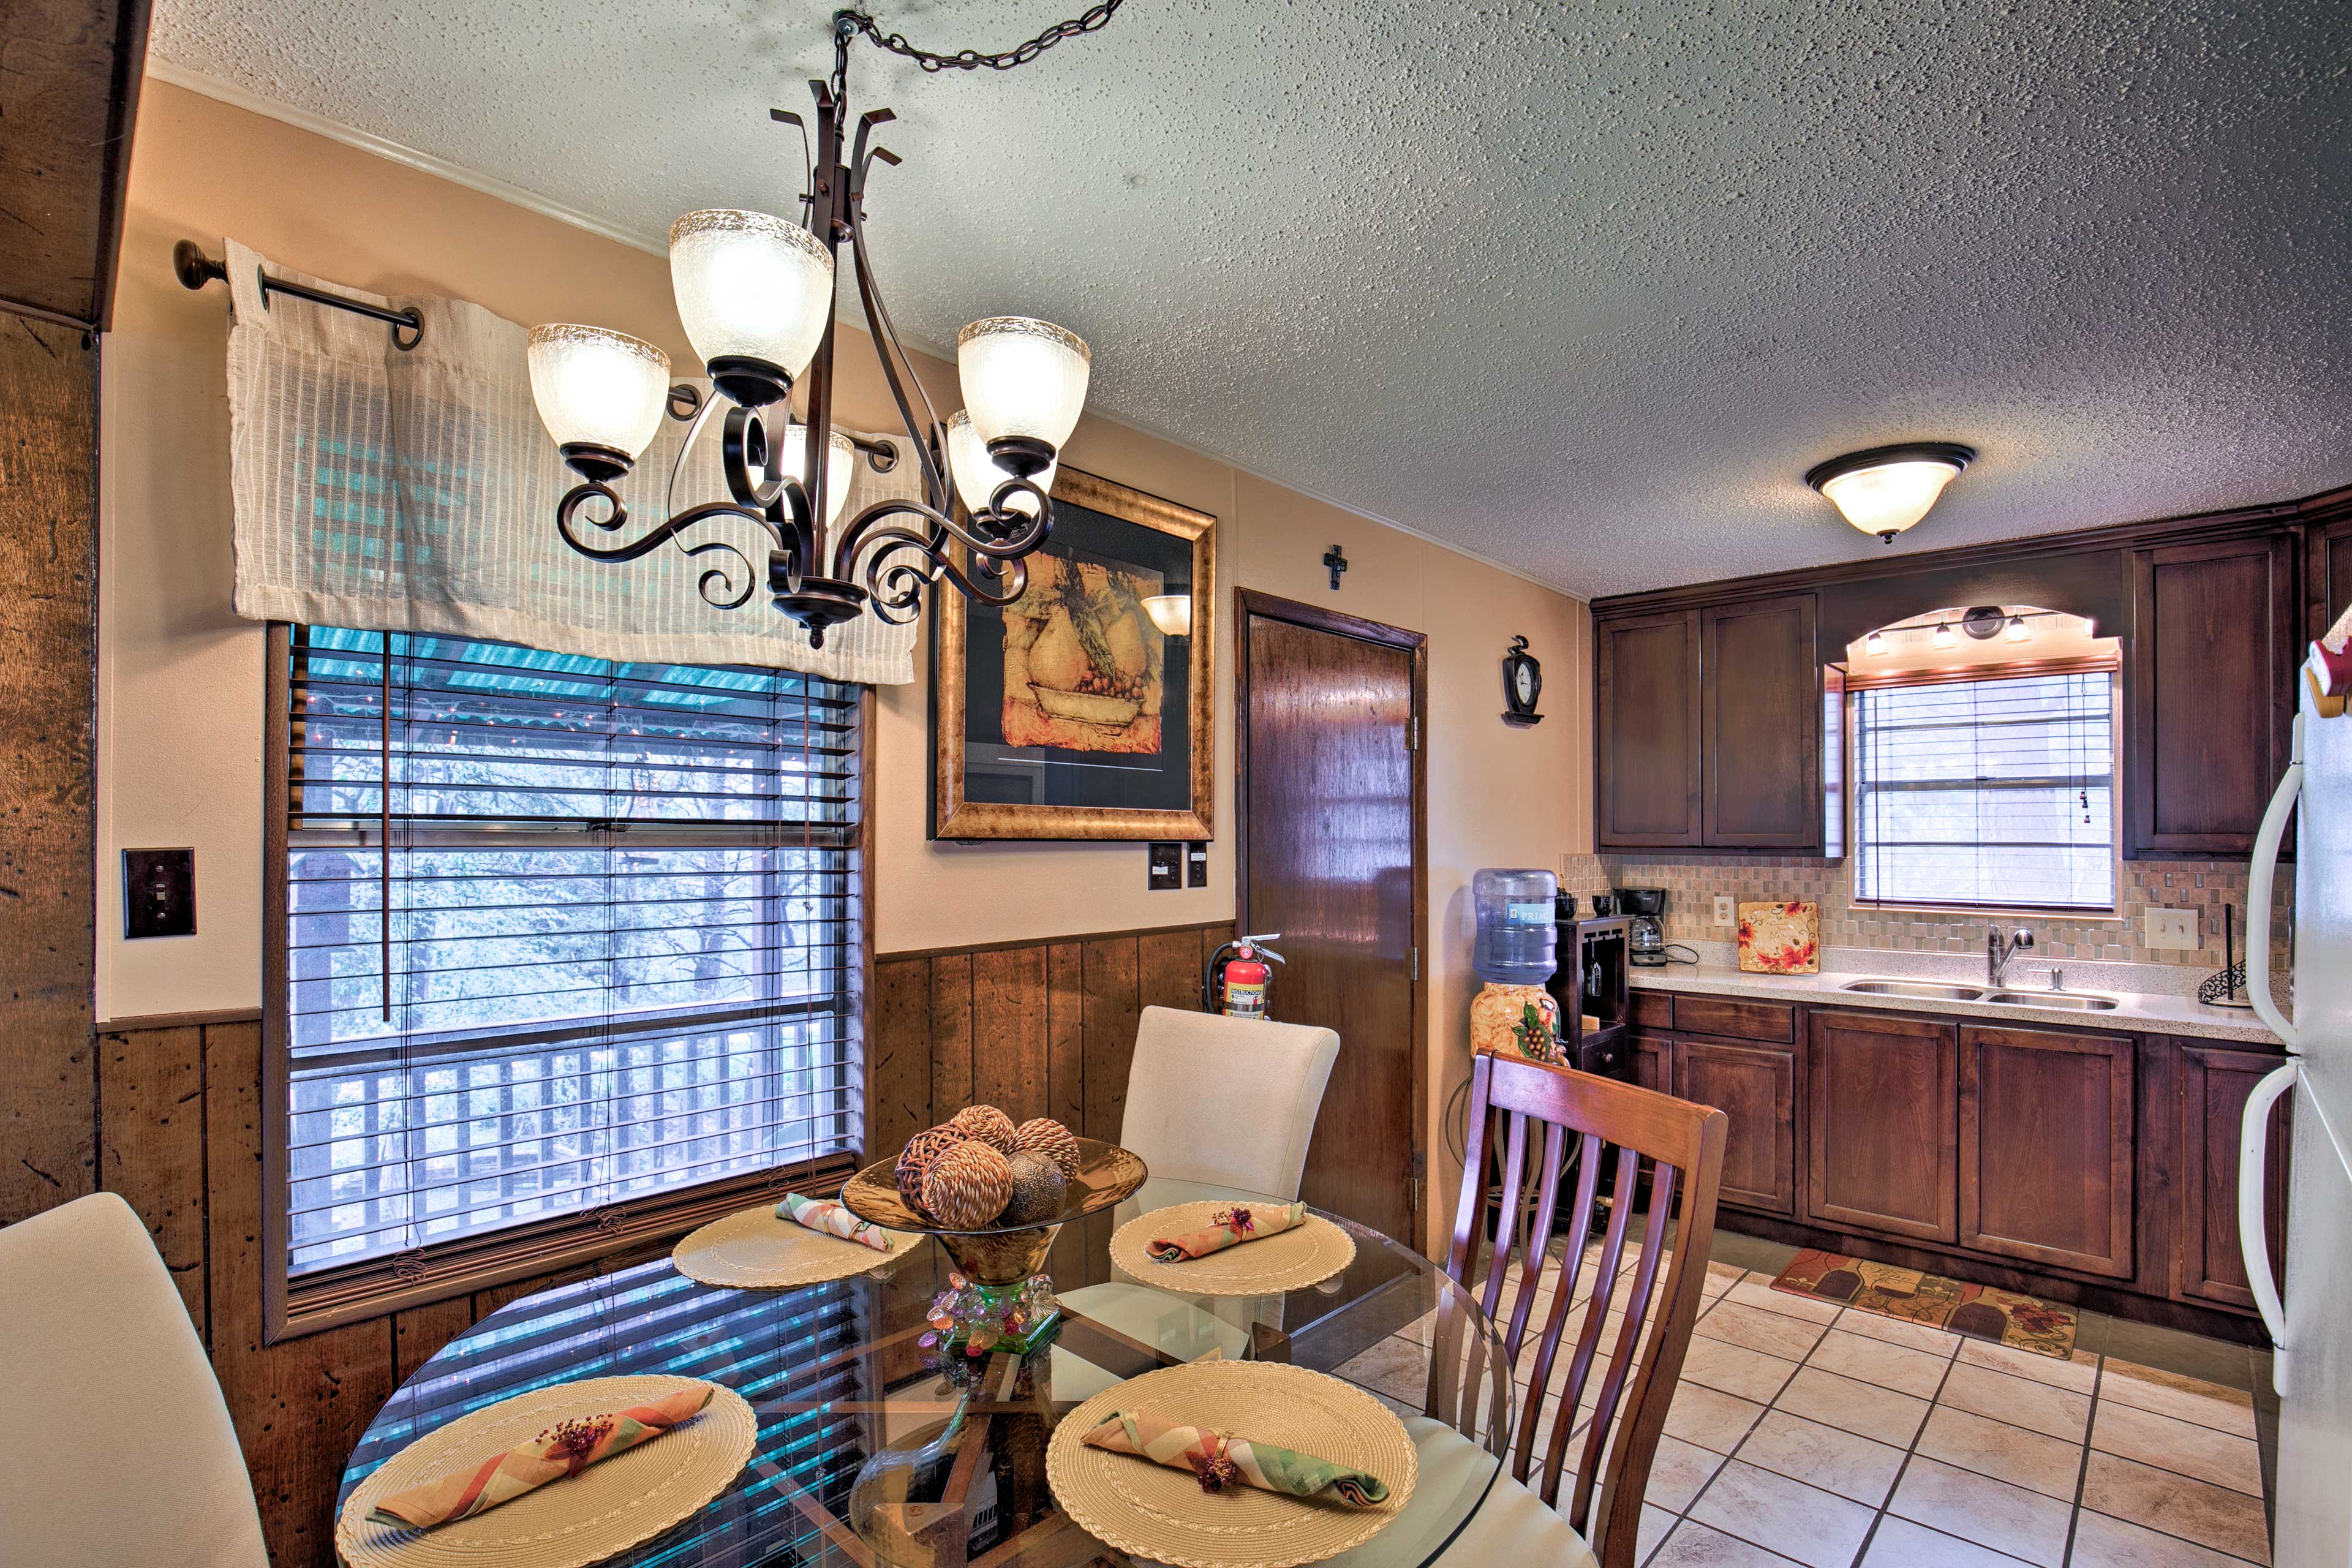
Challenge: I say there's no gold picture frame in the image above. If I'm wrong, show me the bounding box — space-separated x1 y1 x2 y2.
932 467 1216 841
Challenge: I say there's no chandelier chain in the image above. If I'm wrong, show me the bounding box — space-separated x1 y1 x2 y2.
836 1 1126 74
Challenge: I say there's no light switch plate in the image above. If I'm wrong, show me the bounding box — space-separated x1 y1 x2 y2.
123 848 197 938
1186 843 1210 888
1147 842 1182 891
1713 894 1735 926
2145 908 2198 949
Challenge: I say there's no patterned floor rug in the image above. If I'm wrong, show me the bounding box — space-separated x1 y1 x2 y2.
1770 1247 2079 1359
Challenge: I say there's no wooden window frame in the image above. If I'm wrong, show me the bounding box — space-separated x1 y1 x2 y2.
258 623 878 1343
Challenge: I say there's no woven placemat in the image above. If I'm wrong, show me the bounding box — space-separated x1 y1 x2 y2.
671 1204 918 1289
335 1375 755 1568
1044 1359 1416 1568
1109 1203 1357 1297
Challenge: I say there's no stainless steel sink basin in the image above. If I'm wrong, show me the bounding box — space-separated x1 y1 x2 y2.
1839 979 1986 1001
1983 991 2120 1011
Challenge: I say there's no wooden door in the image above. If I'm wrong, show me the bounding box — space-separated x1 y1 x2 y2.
1807 1010 1959 1242
1596 609 1702 847
1675 1037 1795 1216
1959 1025 2135 1278
1238 592 1423 1242
2128 535 2296 856
2174 1044 2291 1310
1702 594 1822 850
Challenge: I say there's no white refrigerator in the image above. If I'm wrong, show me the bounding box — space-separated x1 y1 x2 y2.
2245 677 2352 1567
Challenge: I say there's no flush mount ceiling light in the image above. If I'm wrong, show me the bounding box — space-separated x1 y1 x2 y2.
525 4 1123 647
1804 442 1977 544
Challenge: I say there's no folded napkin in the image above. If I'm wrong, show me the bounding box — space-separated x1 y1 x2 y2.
366 1385 715 1529
778 1191 892 1252
1148 1202 1308 1262
1079 1410 1389 1506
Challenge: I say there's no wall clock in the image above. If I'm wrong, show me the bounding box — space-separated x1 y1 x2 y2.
1502 635 1543 726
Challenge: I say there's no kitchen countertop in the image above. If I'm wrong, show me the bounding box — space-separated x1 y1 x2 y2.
1627 960 2285 1046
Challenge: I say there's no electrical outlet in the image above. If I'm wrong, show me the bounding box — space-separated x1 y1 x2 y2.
1713 894 1735 926
2145 907 2198 950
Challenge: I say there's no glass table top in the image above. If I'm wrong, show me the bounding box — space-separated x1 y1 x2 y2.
341 1177 1516 1567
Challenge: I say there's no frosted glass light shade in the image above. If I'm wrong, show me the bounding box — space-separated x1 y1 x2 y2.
1142 595 1193 637
777 422 856 527
669 210 834 391
1818 459 1962 539
526 324 669 461
946 409 1056 516
957 317 1090 452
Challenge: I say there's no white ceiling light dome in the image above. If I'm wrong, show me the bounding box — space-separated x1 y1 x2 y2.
1806 443 1977 543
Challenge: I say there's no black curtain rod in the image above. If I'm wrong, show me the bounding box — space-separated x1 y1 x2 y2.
175 240 424 350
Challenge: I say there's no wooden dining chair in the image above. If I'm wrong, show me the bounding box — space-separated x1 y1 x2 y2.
1413 1051 1727 1568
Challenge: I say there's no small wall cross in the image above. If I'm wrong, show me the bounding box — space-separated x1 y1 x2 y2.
1323 545 1348 590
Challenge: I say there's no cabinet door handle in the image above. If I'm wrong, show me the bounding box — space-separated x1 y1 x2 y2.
2237 1060 2296 1396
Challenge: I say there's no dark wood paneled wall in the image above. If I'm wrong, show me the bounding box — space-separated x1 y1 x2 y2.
872 922 1228 1286
1 315 100 1223
69 918 1226 1564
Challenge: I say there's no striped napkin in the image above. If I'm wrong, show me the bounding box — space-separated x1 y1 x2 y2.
1148 1202 1308 1262
366 1385 714 1529
778 1191 892 1252
1079 1410 1389 1505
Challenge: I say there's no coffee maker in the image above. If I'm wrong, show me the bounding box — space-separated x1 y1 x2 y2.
1619 888 1668 966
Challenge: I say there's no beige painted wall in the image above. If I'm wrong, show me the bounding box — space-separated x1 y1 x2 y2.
98 78 1591 1248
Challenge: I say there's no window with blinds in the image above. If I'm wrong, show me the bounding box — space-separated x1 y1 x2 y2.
282 627 862 1280
1850 667 2117 911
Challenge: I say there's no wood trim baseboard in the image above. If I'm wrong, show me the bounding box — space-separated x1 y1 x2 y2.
94 1005 264 1033
880 918 1233 967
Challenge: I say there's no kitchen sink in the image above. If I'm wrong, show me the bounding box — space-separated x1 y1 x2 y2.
1983 990 2120 1011
1839 979 1986 1001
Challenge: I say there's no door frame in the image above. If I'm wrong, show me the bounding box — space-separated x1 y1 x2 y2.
1233 587 1430 1236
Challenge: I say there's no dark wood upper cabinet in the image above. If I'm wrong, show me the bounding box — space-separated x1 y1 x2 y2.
1959 1024 2136 1279
1675 1036 1796 1216
2173 1044 2290 1311
1595 609 1702 847
1807 1010 1958 1243
1702 594 1822 850
2310 515 2352 641
2128 534 2297 857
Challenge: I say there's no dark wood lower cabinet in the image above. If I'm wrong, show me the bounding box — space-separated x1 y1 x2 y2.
1960 1024 2136 1279
2174 1044 2291 1310
1807 1011 1958 1243
1634 1034 1670 1095
1674 1036 1795 1216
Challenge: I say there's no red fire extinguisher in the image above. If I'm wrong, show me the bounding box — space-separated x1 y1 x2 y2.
1204 933 1284 1020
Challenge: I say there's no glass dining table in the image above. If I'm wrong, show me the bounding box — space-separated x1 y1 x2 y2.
340 1177 1517 1568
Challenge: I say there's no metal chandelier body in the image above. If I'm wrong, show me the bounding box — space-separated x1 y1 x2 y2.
524 6 1122 649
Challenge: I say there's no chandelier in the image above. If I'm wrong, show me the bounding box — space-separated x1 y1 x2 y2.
524 4 1124 648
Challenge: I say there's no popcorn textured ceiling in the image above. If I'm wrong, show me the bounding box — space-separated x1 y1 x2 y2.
151 0 2352 598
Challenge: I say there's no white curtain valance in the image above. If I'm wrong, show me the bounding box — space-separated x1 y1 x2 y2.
221 239 919 684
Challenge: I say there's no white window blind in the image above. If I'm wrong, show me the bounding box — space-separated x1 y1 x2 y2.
1852 669 2116 911
284 626 861 1276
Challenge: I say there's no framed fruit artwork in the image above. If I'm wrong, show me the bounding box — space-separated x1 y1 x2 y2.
932 467 1216 840
1738 900 1820 973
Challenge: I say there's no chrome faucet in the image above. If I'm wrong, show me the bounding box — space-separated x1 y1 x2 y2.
1988 926 2035 987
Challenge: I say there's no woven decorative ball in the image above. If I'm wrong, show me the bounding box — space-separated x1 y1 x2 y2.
946 1103 1019 1155
894 1126 967 1217
1000 1150 1069 1225
1012 1116 1082 1179
922 1140 1014 1230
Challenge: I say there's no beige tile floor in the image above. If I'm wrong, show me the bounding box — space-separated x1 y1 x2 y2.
1357 1232 2272 1568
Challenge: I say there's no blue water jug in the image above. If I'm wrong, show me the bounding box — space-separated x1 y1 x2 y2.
1472 867 1559 986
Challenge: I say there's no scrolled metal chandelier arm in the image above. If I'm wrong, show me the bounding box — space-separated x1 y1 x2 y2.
527 2 1111 649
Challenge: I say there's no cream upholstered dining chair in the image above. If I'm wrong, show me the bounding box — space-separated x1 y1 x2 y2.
1334 1050 1727 1568
1054 1005 1341 1395
0 1192 270 1567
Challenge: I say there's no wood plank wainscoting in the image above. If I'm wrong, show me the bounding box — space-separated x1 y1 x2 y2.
80 919 1228 1564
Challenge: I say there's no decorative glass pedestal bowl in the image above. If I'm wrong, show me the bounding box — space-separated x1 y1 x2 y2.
840 1137 1147 1355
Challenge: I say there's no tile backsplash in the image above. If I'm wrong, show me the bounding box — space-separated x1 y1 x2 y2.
1559 854 2290 972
